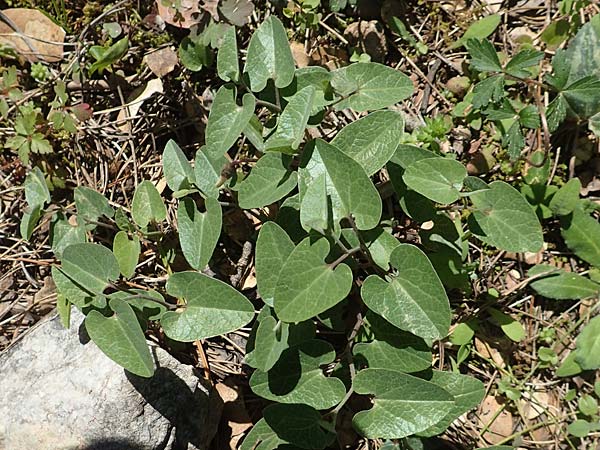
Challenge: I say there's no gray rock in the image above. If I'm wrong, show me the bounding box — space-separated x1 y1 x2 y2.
0 309 217 450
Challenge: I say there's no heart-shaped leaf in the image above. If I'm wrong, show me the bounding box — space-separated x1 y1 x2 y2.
529 264 600 299
469 181 543 253
263 404 336 449
332 110 403 176
160 271 254 342
74 186 114 229
24 166 50 208
50 213 87 258
281 66 334 114
131 181 167 228
561 208 600 268
85 298 154 377
217 25 239 82
549 178 581 216
331 62 413 111
113 231 140 278
239 418 286 450
244 15 295 92
352 368 455 438
274 237 352 323
162 139 194 192
361 244 451 341
177 197 222 270
299 139 382 232
403 157 467 205
256 222 295 306
194 145 229 198
250 339 347 409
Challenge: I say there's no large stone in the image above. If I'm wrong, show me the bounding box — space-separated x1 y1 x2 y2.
0 309 216 450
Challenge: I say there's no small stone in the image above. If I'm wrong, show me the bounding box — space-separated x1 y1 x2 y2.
446 76 471 97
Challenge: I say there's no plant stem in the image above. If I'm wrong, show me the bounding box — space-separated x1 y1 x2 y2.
329 246 361 269
255 99 281 113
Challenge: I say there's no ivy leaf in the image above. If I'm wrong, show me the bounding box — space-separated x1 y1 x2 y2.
237 153 298 209
331 110 403 176
528 264 600 300
452 14 501 49
244 15 295 92
177 197 222 270
560 208 600 268
469 181 543 253
352 368 455 438
353 312 432 373
256 222 295 306
472 75 505 109
298 139 382 232
239 418 286 450
131 181 167 228
250 339 347 409
205 85 255 157
50 214 87 258
24 166 50 208
403 157 467 205
85 298 154 377
263 403 336 449
467 39 502 73
504 49 544 78
113 231 140 278
160 271 254 342
361 244 451 341
74 186 114 229
576 316 600 370
194 146 228 198
265 85 316 153
162 139 194 192
274 237 352 323
331 62 413 111
217 25 239 82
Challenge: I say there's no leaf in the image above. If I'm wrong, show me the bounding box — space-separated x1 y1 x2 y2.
244 15 295 92
503 121 524 160
576 316 600 370
560 208 600 268
237 153 298 209
331 62 413 111
109 289 167 322
131 181 167 228
341 227 401 271
505 49 544 78
178 36 212 72
112 231 140 279
560 76 600 120
177 197 221 270
265 85 316 152
590 111 600 137
162 139 194 192
467 39 502 73
274 236 352 322
452 15 501 49
331 111 403 176
194 145 228 198
50 214 87 258
239 418 286 450
219 0 254 27
418 371 486 436
469 181 543 253
541 19 570 48
217 25 239 82
390 144 437 168
24 167 50 208
281 67 334 114
160 271 254 342
85 298 154 377
472 75 505 109
488 308 526 342
403 157 467 205
568 419 593 438
563 14 600 85
556 350 582 377
250 339 346 409
89 37 129 74
74 186 114 229
298 139 382 232
352 368 455 438
528 264 600 299
361 244 451 341
263 404 336 449
20 206 41 240
205 85 255 157
353 312 432 373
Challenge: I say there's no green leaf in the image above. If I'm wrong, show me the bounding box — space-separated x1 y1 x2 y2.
352 368 455 438
109 289 167 322
561 76 600 120
112 231 140 279
418 371 485 436
244 115 266 151
265 85 316 153
74 186 114 229
472 75 505 109
578 394 598 416
85 298 154 377
467 39 502 73
50 214 87 258
298 139 382 232
256 222 295 307
217 25 239 82
179 36 211 72
240 418 286 450
281 67 334 114
556 350 582 377
361 244 450 341
353 312 432 373
331 111 403 176
546 95 568 131
528 264 600 299
341 227 401 271
505 49 544 78
488 308 526 342
194 145 228 198
237 153 298 209
541 19 570 48
250 339 346 409
177 197 222 270
205 85 255 157
561 208 600 268
563 14 600 85
568 419 592 438
575 316 600 370
263 404 336 449
89 37 129 74
24 167 50 208
469 181 543 253
452 15 501 49
331 62 413 111
131 181 167 228
589 111 600 137
162 139 194 192
244 15 295 92
390 144 437 168
160 271 254 342
274 237 352 322
20 206 41 240
403 157 467 205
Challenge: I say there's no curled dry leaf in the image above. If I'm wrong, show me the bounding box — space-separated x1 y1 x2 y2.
117 78 164 132
155 0 203 28
144 46 178 77
0 8 65 62
290 41 310 68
